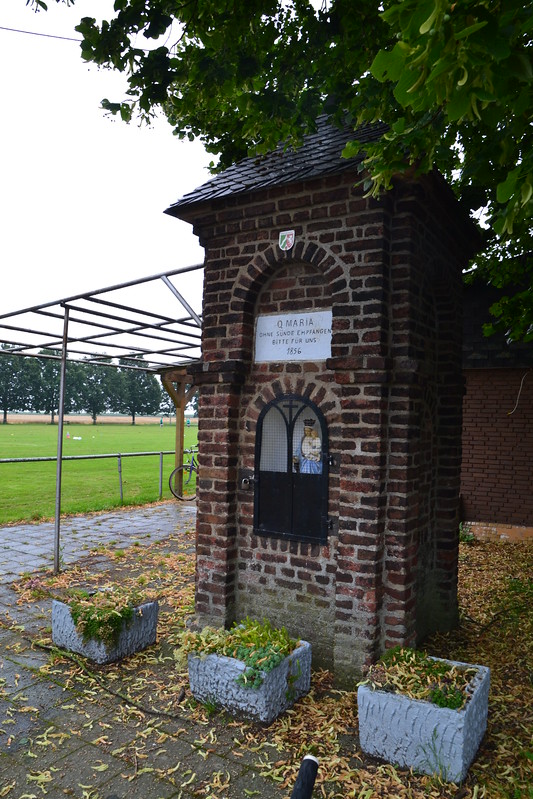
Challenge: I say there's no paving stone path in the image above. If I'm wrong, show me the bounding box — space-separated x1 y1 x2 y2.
0 503 289 798
0 502 197 583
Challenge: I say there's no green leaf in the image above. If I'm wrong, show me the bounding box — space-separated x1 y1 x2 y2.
380 3 403 24
391 117 407 133
426 55 456 83
341 139 363 160
492 215 507 236
474 88 496 103
401 0 438 39
393 68 424 107
455 21 489 40
370 43 408 83
446 87 471 121
520 181 532 207
496 169 520 204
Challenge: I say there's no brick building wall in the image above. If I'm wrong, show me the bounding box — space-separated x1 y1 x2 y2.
461 368 533 526
176 165 474 683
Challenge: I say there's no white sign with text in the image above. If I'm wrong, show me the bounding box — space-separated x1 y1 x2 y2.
254 310 333 363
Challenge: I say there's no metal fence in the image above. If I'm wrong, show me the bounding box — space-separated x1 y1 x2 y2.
0 450 176 502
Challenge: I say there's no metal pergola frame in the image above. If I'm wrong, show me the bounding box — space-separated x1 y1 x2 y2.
0 265 204 572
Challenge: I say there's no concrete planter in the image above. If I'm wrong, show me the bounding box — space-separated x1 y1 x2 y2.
357 658 490 783
52 598 159 665
188 640 312 724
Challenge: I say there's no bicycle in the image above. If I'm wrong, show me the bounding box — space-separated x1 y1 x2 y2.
168 447 198 500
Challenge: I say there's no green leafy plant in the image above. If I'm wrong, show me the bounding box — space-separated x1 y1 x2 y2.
419 727 452 782
459 523 475 544
361 648 478 710
182 617 299 690
65 586 145 647
286 657 302 702
203 697 220 717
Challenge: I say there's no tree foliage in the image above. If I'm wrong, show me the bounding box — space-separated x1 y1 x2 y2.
30 0 532 340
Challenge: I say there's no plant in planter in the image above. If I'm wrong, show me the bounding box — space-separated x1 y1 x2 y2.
52 585 158 665
182 617 312 724
357 648 490 784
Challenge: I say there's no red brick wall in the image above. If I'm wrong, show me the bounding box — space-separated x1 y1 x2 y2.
184 170 473 681
461 368 533 526
236 263 337 665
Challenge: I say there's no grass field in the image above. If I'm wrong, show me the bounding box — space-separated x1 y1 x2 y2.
0 422 198 525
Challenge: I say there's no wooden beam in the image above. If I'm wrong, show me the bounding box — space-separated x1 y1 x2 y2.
161 370 189 496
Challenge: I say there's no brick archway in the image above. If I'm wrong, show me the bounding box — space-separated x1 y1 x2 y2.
224 242 348 366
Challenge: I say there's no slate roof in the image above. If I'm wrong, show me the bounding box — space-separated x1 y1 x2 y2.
165 116 386 216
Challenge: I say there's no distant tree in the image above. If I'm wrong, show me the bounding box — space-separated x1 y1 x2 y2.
159 394 176 422
33 350 80 424
62 360 83 414
116 359 162 424
0 346 40 423
21 357 42 413
33 352 61 423
74 360 119 424
186 387 199 417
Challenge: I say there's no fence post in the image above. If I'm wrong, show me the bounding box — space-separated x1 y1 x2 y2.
159 452 163 499
117 454 123 503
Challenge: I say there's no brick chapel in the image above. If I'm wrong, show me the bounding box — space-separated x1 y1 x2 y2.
165 117 478 683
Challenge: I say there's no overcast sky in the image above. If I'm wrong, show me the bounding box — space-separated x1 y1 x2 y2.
0 0 211 316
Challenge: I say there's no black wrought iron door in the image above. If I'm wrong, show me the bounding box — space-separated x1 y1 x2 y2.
254 396 329 543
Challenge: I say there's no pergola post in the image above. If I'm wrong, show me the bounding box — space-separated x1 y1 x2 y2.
54 304 69 574
161 368 196 496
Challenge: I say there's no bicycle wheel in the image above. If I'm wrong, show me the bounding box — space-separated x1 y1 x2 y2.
168 465 198 500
